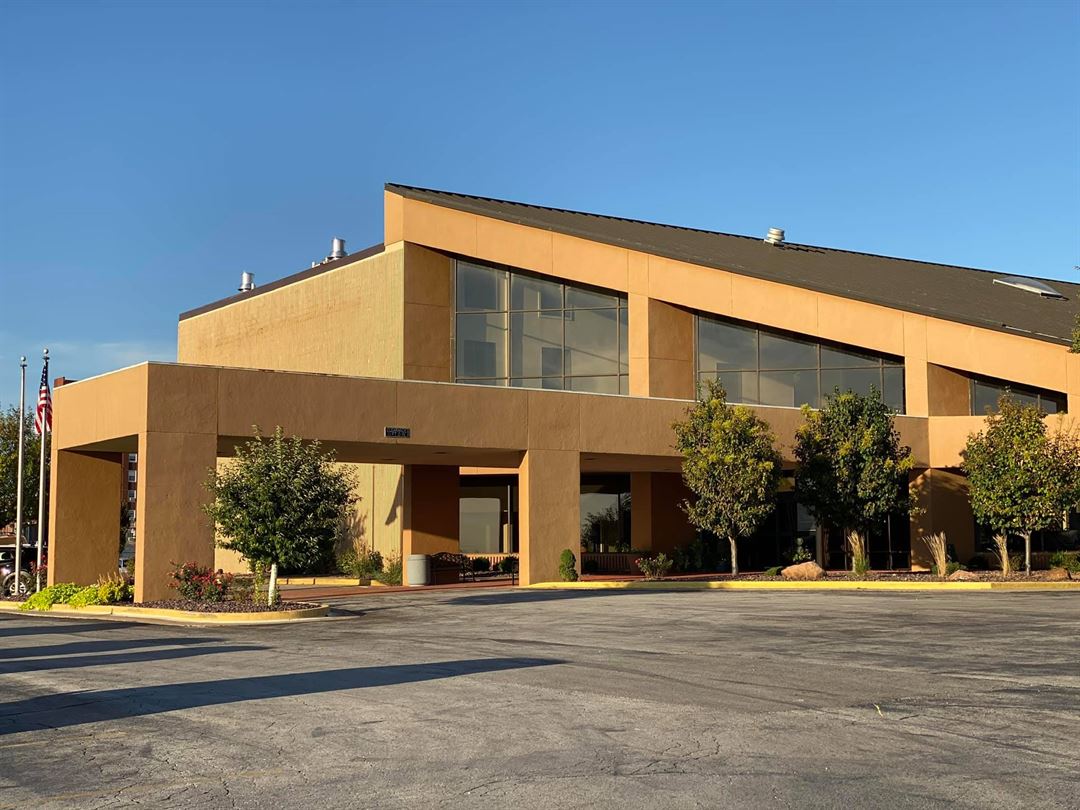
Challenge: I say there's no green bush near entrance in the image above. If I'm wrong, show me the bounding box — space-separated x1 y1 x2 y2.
559 549 578 581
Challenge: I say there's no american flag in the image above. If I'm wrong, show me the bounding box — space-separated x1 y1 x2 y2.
34 359 51 436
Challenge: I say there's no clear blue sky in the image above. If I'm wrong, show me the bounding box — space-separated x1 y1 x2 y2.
2 0 1078 407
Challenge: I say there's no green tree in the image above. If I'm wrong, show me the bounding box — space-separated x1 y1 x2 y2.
0 406 48 533
673 380 782 576
794 389 914 572
1070 312 1080 353
203 427 355 605
962 396 1073 575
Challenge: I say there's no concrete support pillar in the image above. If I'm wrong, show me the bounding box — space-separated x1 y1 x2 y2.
401 464 460 584
48 449 123 587
909 468 974 570
518 449 580 585
135 432 217 602
630 471 696 553
628 295 696 399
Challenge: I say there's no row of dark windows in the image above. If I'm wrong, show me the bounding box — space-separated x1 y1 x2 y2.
452 259 1067 413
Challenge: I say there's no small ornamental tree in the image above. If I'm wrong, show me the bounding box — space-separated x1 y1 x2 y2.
204 427 355 605
1070 312 1080 353
794 389 914 572
962 396 1072 575
673 380 782 576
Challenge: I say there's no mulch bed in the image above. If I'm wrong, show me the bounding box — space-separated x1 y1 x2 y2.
131 600 320 613
599 570 1072 583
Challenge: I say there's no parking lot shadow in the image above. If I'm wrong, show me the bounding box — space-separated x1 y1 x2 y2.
0 656 561 736
0 637 223 661
0 644 265 675
0 618 137 637
447 588 697 607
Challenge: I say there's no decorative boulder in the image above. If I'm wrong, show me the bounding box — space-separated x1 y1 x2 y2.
1046 567 1071 581
781 561 826 581
947 569 980 582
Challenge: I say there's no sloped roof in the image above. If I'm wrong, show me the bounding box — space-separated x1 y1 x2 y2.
387 183 1079 346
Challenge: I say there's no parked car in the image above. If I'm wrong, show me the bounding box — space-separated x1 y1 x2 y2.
0 543 37 598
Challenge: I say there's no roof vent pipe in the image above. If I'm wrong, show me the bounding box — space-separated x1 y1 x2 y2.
329 237 346 260
238 272 256 292
764 227 785 246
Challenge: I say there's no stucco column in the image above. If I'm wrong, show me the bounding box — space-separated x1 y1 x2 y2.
48 449 123 587
401 464 460 584
628 295 696 399
631 471 695 554
135 432 217 602
518 449 580 585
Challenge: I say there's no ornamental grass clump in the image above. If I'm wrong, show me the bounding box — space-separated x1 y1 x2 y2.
846 530 870 578
926 532 949 579
637 553 674 581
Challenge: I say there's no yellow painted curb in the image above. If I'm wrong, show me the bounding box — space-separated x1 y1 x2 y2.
526 579 1080 592
0 601 329 623
278 576 361 586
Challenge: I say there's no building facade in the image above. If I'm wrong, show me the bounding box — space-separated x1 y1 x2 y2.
48 185 1080 600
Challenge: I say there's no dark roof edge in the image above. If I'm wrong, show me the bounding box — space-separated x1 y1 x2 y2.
385 183 1075 347
179 243 385 321
385 182 1077 289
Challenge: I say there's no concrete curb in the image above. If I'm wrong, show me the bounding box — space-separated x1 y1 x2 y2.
0 600 330 623
526 580 1080 592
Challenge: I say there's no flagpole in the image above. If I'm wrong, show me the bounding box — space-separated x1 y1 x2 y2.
12 357 26 598
35 348 48 593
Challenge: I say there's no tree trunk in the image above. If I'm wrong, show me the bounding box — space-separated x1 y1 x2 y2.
729 536 739 577
268 562 278 607
1023 532 1031 577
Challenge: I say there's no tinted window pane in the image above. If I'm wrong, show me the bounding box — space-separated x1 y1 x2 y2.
759 333 817 369
511 275 562 310
564 308 619 375
1042 394 1065 414
567 376 620 394
510 311 564 377
821 368 883 400
972 381 999 415
698 319 757 371
759 369 818 408
457 262 505 312
619 375 628 395
510 377 564 390
883 366 905 412
456 313 506 379
566 287 617 309
619 307 628 374
821 346 880 368
715 371 759 404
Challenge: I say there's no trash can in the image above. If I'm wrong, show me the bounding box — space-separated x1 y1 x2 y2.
406 554 430 587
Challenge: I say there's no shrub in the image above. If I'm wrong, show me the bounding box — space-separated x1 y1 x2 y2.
381 554 403 586
764 565 783 577
791 538 813 564
581 558 600 575
672 535 724 573
338 548 384 580
19 583 80 611
637 553 674 581
470 556 491 573
1049 550 1080 573
97 572 132 603
169 562 234 603
68 586 105 608
559 549 578 582
945 561 964 576
498 556 518 574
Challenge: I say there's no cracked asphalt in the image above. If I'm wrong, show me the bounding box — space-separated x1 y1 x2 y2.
0 588 1078 809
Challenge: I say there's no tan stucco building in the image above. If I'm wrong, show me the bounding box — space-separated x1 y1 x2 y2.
48 184 1080 600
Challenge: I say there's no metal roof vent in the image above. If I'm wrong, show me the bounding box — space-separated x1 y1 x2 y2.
328 237 347 261
993 276 1066 299
238 272 255 292
764 227 785 246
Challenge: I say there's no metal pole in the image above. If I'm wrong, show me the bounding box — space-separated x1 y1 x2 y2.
12 357 26 598
35 348 48 592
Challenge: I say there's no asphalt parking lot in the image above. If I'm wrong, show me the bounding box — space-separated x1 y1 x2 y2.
0 588 1077 809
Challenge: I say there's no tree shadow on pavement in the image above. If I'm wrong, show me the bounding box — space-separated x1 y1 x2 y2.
446 588 700 607
0 637 224 661
0 644 265 676
0 619 138 637
0 656 561 736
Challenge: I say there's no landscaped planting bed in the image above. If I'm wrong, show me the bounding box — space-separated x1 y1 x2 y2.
137 600 319 613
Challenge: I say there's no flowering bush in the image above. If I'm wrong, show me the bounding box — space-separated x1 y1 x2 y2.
637 553 674 581
169 561 233 602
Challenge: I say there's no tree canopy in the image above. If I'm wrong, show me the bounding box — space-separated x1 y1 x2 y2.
0 407 47 531
673 379 782 576
204 427 355 602
794 389 913 559
962 396 1076 573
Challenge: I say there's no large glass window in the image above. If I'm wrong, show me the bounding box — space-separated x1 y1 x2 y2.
970 376 1067 415
696 314 906 412
456 260 628 393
